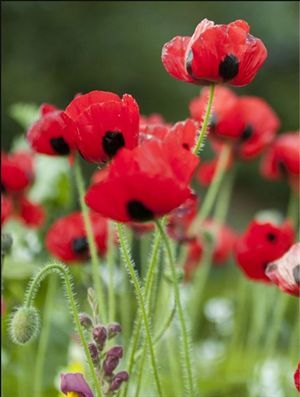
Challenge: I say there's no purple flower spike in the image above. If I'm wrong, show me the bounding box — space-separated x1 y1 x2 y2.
109 371 129 392
60 373 94 397
106 345 123 359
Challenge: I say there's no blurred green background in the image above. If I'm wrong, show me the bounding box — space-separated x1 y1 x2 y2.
2 1 299 225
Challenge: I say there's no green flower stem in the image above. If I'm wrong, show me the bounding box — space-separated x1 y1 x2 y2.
214 165 236 225
117 223 163 397
193 83 216 156
264 293 290 356
107 221 116 322
33 274 57 397
24 263 103 397
74 157 107 323
190 144 232 234
155 219 195 397
134 343 147 397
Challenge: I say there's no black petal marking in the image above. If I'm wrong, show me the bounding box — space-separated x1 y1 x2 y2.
186 50 194 78
278 160 288 177
219 54 239 81
127 200 154 222
102 131 125 157
266 232 276 242
293 264 300 285
50 137 70 155
182 143 190 150
72 236 88 255
1 182 6 193
241 125 253 141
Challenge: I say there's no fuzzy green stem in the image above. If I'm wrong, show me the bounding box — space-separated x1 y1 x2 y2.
155 220 195 397
117 223 163 397
32 275 57 397
74 157 107 323
193 84 215 156
107 221 116 322
190 144 231 234
24 263 103 397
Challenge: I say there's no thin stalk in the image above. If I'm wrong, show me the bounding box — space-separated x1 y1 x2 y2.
193 84 216 156
155 220 195 397
33 275 57 397
134 345 147 397
117 223 163 397
214 166 236 224
107 221 116 322
74 157 107 323
190 144 232 234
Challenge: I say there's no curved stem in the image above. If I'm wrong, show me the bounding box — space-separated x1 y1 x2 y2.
117 223 163 397
193 83 216 156
190 144 232 235
155 220 195 397
24 263 103 397
74 157 107 323
107 221 116 322
33 275 57 397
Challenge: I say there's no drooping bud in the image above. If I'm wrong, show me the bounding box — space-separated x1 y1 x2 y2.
79 312 93 329
109 371 129 392
10 306 40 345
88 342 100 366
107 323 121 339
92 325 107 350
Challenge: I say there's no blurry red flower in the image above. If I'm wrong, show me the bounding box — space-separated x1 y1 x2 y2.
85 139 198 222
129 222 155 236
46 211 108 262
165 119 199 151
1 151 34 193
65 91 139 163
235 220 295 282
197 146 233 186
17 196 45 227
266 243 300 297
261 132 300 188
162 19 267 86
294 362 300 392
27 103 77 156
1 195 12 225
167 194 198 242
190 87 280 159
184 220 237 280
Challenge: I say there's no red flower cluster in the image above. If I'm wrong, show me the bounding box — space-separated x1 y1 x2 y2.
261 132 300 190
235 220 294 282
184 220 237 280
1 151 44 227
46 211 108 262
85 139 198 222
266 243 300 297
162 19 267 86
190 86 280 160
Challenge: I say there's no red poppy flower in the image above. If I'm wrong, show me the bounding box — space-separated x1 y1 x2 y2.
294 362 300 392
265 243 300 297
85 139 199 223
261 132 300 183
46 211 108 262
27 103 77 156
139 114 171 144
1 151 34 193
190 87 280 159
165 119 199 151
235 220 295 282
17 196 45 227
1 195 12 225
183 220 237 280
65 91 140 163
162 19 267 86
167 194 198 242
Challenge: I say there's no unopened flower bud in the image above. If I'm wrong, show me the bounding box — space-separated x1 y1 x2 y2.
106 345 123 359
92 325 107 350
79 313 93 329
103 355 119 376
10 306 40 345
88 342 99 366
107 323 121 339
109 371 129 392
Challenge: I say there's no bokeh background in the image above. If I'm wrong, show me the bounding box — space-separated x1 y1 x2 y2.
2 1 299 226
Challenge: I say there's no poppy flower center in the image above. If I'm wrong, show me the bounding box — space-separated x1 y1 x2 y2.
277 160 288 176
50 137 70 155
102 131 125 157
72 236 88 254
127 200 154 222
182 143 190 150
219 54 239 81
293 264 300 285
1 182 6 193
240 125 253 141
266 232 276 242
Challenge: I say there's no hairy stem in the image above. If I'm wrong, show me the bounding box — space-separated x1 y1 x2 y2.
107 221 116 322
